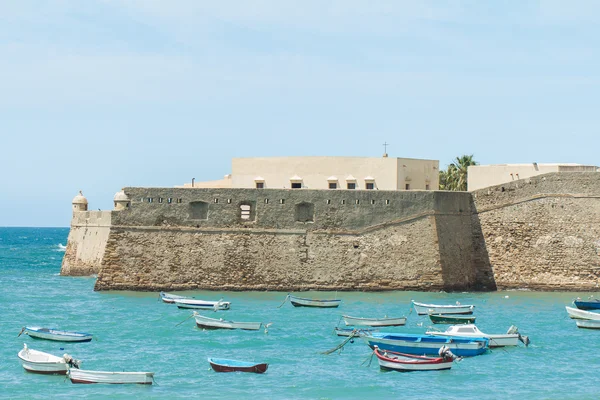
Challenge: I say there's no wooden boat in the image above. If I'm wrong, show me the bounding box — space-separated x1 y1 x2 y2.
412 301 474 315
18 327 93 343
426 324 529 347
428 314 476 324
194 312 263 331
334 327 376 337
373 346 455 372
174 298 231 310
17 343 81 375
67 368 155 384
208 357 268 373
288 294 341 308
362 332 489 357
159 291 191 304
575 319 600 329
573 297 600 310
342 315 406 327
566 306 600 320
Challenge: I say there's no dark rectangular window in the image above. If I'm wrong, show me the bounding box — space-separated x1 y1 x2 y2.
167 198 173 204
366 183 374 190
405 184 410 190
256 182 264 189
426 184 430 190
329 182 337 189
291 183 302 189
347 183 356 190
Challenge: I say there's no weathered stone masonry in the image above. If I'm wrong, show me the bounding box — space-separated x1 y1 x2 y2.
61 172 600 292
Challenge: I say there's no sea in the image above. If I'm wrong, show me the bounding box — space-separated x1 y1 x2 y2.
0 227 599 399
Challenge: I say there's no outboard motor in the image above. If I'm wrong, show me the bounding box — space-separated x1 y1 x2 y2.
507 325 530 347
63 354 81 369
438 345 462 361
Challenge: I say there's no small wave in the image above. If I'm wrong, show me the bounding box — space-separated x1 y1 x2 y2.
55 243 67 252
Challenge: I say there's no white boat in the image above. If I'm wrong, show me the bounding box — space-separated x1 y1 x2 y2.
426 324 529 347
194 312 263 331
18 327 93 342
17 343 81 375
342 315 406 327
68 368 154 384
412 301 474 315
576 319 600 329
174 298 231 310
159 291 191 304
288 294 341 308
373 346 456 372
566 306 600 320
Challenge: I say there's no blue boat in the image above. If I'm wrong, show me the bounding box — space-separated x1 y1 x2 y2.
362 332 488 357
208 358 268 373
573 298 600 310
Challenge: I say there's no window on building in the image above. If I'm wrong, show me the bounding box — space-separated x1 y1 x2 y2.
214 198 219 203
405 184 410 190
264 198 269 204
356 199 360 205
385 199 390 205
426 184 430 190
177 198 183 203
256 182 264 189
158 197 163 203
329 182 337 189
280 199 285 204
347 183 356 190
366 183 374 190
291 182 302 189
167 198 173 204
371 200 375 205
147 198 153 203
240 204 251 220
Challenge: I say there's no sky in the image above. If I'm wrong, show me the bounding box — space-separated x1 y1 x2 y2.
1 0 599 227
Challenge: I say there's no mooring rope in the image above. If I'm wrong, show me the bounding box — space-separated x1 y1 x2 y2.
175 312 196 327
277 294 290 309
321 330 358 355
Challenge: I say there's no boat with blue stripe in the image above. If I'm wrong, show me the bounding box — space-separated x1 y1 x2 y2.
18 327 93 343
362 332 488 357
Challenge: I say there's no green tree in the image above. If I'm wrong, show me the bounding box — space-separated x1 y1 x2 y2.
439 155 478 191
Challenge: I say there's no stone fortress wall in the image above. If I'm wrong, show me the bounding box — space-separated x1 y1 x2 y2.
61 172 600 292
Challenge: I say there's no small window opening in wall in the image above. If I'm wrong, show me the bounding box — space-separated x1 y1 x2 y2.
341 199 346 205
355 199 360 205
329 182 337 189
167 198 173 204
291 182 302 189
240 204 251 220
327 199 331 205
426 184 430 190
227 199 232 204
214 198 219 203
147 197 153 203
405 184 410 190
371 199 375 205
265 198 269 204
385 199 390 205
280 199 285 204
366 183 374 190
177 198 183 203
158 197 163 203
256 182 264 189
347 183 356 190
353 242 359 249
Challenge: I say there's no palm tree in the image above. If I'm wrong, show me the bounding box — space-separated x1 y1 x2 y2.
439 155 478 191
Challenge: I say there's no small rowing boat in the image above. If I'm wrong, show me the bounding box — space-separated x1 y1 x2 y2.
373 345 456 372
342 315 406 327
17 343 81 375
174 298 231 310
208 358 268 373
194 313 263 331
363 332 488 357
18 327 93 343
334 327 377 337
575 319 600 329
159 291 191 304
67 368 155 384
412 301 474 315
288 294 341 308
573 297 600 311
428 314 476 324
565 306 600 320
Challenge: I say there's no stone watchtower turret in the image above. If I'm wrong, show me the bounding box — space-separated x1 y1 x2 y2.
113 189 130 210
72 191 88 214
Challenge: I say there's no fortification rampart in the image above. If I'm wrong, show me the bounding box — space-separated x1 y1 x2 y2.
61 211 112 276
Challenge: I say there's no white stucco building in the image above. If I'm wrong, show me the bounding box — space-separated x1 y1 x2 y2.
184 156 439 191
468 163 599 191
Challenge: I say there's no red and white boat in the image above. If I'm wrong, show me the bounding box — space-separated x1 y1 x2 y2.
373 346 457 372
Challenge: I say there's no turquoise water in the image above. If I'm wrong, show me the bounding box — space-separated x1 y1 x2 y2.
1 227 599 399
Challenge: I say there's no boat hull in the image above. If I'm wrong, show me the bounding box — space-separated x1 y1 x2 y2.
159 291 189 304
18 350 69 375
334 328 376 337
343 315 406 327
289 296 340 308
576 319 600 329
374 349 453 372
429 314 476 324
195 316 262 331
208 358 268 374
68 369 154 384
363 334 488 357
23 328 93 342
412 301 474 315
175 299 231 310
566 306 600 320
574 300 600 310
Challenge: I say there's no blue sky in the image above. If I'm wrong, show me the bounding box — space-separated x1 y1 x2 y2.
1 1 599 227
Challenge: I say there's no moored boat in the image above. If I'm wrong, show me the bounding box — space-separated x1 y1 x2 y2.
373 345 456 372
288 294 341 308
363 332 488 357
426 324 529 347
159 291 191 304
575 319 600 329
412 301 474 315
428 314 476 325
343 315 406 327
334 327 376 337
17 343 81 375
573 297 600 311
174 298 231 310
194 312 263 331
208 357 268 373
18 327 93 343
565 306 600 320
67 368 155 384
